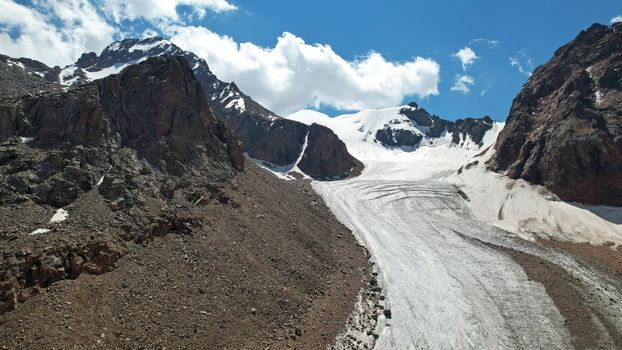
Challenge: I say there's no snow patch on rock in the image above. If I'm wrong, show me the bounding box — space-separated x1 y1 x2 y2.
30 228 50 235
595 90 604 106
50 208 69 223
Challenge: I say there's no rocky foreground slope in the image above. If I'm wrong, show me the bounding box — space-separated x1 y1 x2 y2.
0 56 372 349
490 22 622 206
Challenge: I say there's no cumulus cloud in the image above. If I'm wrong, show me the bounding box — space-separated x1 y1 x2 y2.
0 0 116 66
169 26 440 115
451 75 475 94
611 15 622 23
0 1 440 115
102 0 237 23
453 47 478 70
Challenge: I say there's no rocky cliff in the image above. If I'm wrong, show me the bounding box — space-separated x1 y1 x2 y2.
298 124 364 179
0 56 243 208
490 23 622 206
0 55 244 311
44 37 363 180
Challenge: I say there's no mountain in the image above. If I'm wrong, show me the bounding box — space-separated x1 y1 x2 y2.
27 37 361 180
0 54 61 100
490 23 622 206
0 54 244 230
0 54 370 348
287 103 496 159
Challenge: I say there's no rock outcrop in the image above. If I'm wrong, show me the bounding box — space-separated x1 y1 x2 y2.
39 37 363 179
0 54 60 101
298 124 364 179
373 103 494 149
451 116 494 146
375 126 423 148
490 23 622 206
0 55 243 209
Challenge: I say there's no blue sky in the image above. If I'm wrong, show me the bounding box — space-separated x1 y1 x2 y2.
200 0 622 119
2 0 621 120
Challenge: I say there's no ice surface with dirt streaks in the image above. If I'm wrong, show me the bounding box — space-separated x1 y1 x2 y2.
314 180 571 349
282 106 622 349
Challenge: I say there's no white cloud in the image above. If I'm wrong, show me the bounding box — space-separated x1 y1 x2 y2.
0 1 440 115
451 75 475 94
452 47 478 70
611 15 622 23
141 28 160 38
471 38 500 48
169 26 440 115
510 57 532 77
0 0 116 66
103 0 237 23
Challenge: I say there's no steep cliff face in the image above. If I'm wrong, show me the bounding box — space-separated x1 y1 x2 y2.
44 37 363 179
490 23 622 206
225 114 308 165
298 124 364 180
0 56 243 209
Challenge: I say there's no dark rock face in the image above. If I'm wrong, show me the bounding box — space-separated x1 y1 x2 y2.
3 56 243 173
490 23 622 206
43 37 362 179
426 115 454 139
0 56 243 209
224 114 308 165
451 116 494 146
400 103 434 127
0 54 60 101
375 127 423 148
298 124 364 180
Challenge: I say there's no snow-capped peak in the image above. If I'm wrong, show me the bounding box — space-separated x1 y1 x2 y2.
286 105 502 162
128 38 172 53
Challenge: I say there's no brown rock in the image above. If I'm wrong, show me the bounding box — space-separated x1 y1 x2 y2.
490 23 622 206
0 56 243 176
298 123 364 180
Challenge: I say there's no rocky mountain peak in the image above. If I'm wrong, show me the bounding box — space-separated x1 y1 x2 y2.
370 104 495 149
0 54 61 100
1 36 363 180
0 55 244 209
490 22 622 206
5 55 242 173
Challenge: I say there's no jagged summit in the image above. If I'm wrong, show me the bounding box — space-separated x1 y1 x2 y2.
288 104 497 154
